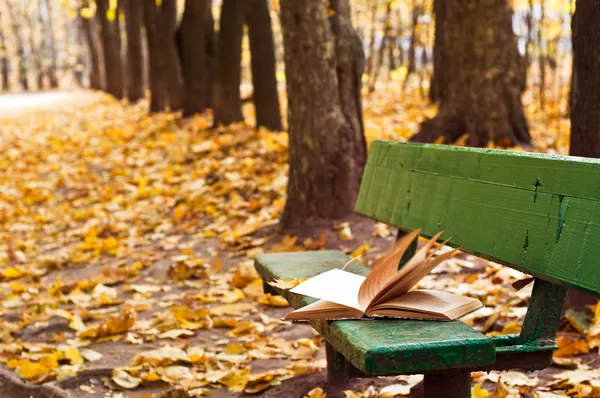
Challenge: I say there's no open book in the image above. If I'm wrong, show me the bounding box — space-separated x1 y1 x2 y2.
284 230 482 321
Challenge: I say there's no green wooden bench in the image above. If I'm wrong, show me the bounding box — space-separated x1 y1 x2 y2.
255 141 600 397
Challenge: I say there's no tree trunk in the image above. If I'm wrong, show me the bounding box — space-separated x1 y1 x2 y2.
80 10 103 90
538 0 546 110
143 0 182 112
32 3 45 89
0 0 24 91
364 1 377 76
96 0 123 98
123 0 144 102
40 0 58 88
161 0 183 110
405 0 420 77
368 0 392 93
280 0 366 226
213 0 244 126
0 30 8 91
244 0 282 131
177 0 212 116
567 0 600 310
429 0 449 102
411 0 531 147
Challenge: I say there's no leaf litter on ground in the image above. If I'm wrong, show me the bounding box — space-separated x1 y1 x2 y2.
0 84 596 397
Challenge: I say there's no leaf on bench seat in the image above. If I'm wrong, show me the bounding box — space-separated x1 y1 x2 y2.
267 278 310 290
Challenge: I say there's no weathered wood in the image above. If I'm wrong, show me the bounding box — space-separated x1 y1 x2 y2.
356 141 600 295
325 343 347 384
255 252 496 375
424 370 471 398
519 278 567 343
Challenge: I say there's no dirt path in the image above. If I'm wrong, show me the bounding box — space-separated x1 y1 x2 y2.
0 90 104 119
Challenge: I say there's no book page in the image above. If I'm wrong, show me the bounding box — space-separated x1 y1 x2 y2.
371 247 458 308
367 290 480 317
357 229 421 311
289 269 365 311
285 300 365 321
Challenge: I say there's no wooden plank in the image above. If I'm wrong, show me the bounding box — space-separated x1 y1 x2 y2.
356 142 600 295
365 141 600 201
254 252 496 375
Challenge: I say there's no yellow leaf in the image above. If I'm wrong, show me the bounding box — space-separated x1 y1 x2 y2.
220 367 251 392
471 382 490 398
555 334 589 358
305 387 327 398
172 204 187 221
65 347 84 365
213 257 224 273
17 361 51 379
351 243 369 258
258 293 288 307
106 8 116 21
80 7 94 19
40 354 59 369
112 368 141 389
2 267 22 279
339 226 353 241
500 321 522 335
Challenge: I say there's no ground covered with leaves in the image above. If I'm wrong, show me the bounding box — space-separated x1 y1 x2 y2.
0 89 597 398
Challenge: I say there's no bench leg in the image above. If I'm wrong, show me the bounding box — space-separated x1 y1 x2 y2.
424 370 471 398
262 281 278 296
325 343 347 385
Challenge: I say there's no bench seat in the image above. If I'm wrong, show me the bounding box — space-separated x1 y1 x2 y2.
256 251 497 375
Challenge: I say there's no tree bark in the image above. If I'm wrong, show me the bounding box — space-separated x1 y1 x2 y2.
213 0 244 126
538 0 546 110
79 8 103 90
0 30 8 91
244 0 282 131
566 0 600 310
280 0 366 226
123 0 144 102
411 0 531 147
429 0 449 102
96 0 123 98
40 0 59 88
0 0 24 91
406 0 420 76
143 0 182 112
367 0 393 93
177 0 213 116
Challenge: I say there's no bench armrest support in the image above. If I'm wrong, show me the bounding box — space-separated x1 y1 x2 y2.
518 278 567 344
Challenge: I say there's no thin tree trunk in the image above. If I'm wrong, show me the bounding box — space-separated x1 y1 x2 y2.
213 0 244 126
143 0 168 111
123 0 144 102
80 9 103 90
244 0 282 131
538 0 546 110
364 1 377 77
403 0 420 89
33 2 45 89
161 0 182 110
0 0 24 91
96 0 123 98
177 0 212 116
368 0 392 92
429 0 448 102
0 30 8 91
566 0 600 310
40 0 58 88
280 0 366 226
143 0 181 112
411 0 530 147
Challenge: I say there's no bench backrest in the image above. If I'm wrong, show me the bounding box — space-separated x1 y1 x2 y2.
356 141 600 296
